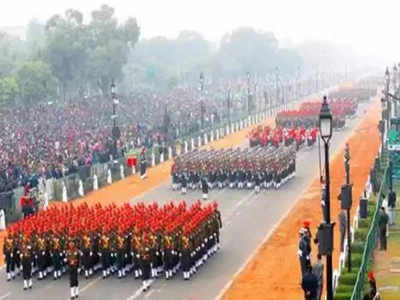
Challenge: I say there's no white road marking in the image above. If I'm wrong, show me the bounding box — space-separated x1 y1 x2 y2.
144 289 155 298
80 276 102 293
126 279 154 300
214 179 312 300
0 293 11 300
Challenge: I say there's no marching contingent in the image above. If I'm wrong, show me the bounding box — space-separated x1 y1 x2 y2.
275 98 358 129
249 125 319 149
3 201 222 298
171 146 297 197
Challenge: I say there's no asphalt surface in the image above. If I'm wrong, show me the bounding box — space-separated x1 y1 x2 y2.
0 100 372 300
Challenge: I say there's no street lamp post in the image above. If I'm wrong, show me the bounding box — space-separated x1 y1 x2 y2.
227 87 231 124
264 90 268 115
385 67 390 134
275 67 280 110
296 66 300 101
200 72 205 130
319 95 334 300
111 81 120 159
247 72 251 116
344 143 352 272
381 98 387 152
393 64 398 117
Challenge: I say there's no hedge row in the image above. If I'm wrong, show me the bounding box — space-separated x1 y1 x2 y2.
333 197 377 300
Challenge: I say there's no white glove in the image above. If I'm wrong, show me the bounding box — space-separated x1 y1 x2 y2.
90 252 93 256
98 253 102 257
297 250 302 257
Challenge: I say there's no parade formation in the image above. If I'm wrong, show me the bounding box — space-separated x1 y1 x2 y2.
249 125 318 149
171 146 296 196
3 201 222 298
275 98 358 129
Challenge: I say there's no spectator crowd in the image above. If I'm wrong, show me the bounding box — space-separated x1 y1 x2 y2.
0 79 269 193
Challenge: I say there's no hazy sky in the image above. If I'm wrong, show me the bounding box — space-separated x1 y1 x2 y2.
1 0 399 60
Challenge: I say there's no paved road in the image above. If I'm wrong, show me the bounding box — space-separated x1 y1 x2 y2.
0 101 372 300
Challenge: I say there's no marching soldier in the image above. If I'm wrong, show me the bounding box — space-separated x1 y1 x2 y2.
171 164 180 191
237 168 245 189
229 167 237 188
21 235 33 290
180 227 192 280
80 231 92 279
99 229 111 279
51 232 63 280
217 168 227 189
3 232 15 281
139 233 152 291
66 241 79 299
246 167 254 189
164 229 174 279
201 175 209 200
131 226 142 279
36 232 47 280
13 232 22 277
181 170 188 195
150 226 163 278
116 228 127 278
254 167 262 194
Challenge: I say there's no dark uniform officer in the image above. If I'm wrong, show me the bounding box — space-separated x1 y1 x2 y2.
180 231 192 280
21 238 33 290
140 148 147 180
36 234 47 280
298 228 311 276
131 231 142 279
201 176 209 200
116 233 126 278
80 233 92 279
51 234 62 280
99 233 111 278
139 234 152 291
3 234 15 281
67 241 79 299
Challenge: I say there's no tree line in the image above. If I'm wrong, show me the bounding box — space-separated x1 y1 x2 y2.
0 4 357 106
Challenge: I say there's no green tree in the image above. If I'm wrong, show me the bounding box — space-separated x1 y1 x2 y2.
126 31 211 89
26 19 46 59
45 9 89 100
219 27 279 75
17 60 57 105
87 5 140 95
0 32 26 77
0 76 19 105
